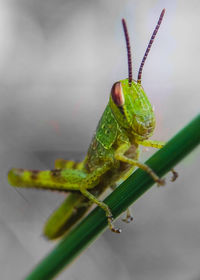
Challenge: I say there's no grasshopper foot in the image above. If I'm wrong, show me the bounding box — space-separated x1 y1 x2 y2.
122 208 133 223
171 169 178 182
108 216 122 233
156 178 165 187
122 216 133 223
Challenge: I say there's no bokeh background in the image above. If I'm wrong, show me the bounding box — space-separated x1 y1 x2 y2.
0 0 199 279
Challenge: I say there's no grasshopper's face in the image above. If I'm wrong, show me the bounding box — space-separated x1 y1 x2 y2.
109 78 155 141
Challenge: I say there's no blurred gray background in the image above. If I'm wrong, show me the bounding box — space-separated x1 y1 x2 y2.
0 0 199 279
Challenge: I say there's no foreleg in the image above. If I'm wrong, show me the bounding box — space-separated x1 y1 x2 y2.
136 140 178 181
115 144 165 185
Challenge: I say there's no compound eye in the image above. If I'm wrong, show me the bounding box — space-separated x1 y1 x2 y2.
111 82 124 106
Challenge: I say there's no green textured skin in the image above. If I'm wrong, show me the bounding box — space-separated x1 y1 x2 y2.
47 78 156 239
96 105 118 149
8 76 161 239
8 77 159 239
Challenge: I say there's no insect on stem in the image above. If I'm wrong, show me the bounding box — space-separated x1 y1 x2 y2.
122 18 132 86
8 9 177 244
137 8 165 85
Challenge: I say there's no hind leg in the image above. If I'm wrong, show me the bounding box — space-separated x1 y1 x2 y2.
54 158 84 170
8 161 121 233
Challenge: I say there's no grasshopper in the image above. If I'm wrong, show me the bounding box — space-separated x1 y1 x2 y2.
8 9 177 239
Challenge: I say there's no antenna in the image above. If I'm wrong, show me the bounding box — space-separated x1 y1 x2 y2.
122 18 132 86
137 8 165 85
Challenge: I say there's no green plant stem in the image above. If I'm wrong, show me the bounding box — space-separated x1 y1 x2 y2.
26 115 200 280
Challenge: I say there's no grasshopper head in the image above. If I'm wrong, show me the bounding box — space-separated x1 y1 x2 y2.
109 79 155 141
109 9 165 141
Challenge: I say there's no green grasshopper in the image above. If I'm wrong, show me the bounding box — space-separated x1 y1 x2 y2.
8 9 177 239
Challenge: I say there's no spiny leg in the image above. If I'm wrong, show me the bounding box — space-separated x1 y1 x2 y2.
55 160 122 233
78 161 122 233
115 144 165 186
8 162 121 233
136 139 179 182
80 186 121 233
45 180 111 240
